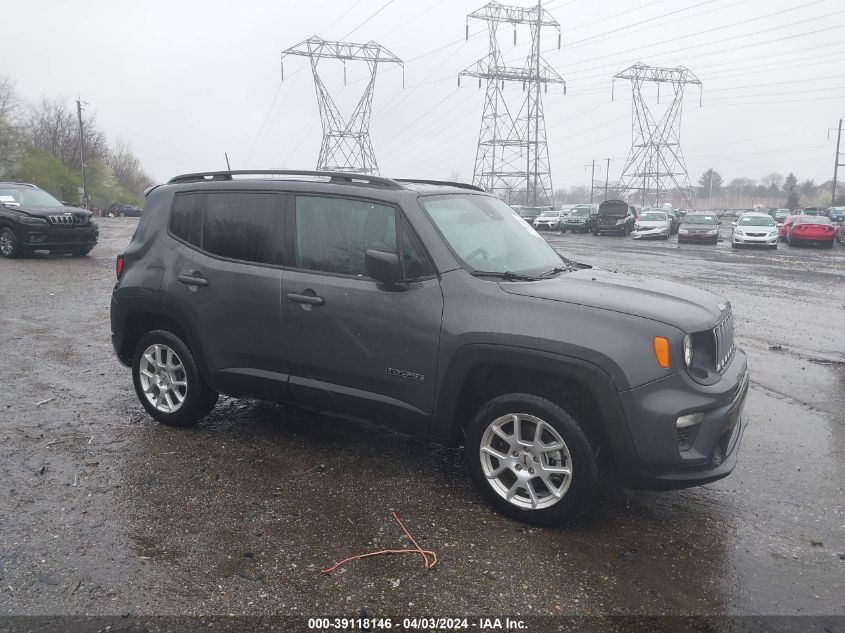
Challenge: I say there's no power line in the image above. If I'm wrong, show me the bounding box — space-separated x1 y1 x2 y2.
341 0 396 40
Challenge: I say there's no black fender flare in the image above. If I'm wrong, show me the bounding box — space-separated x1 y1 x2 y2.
430 344 638 471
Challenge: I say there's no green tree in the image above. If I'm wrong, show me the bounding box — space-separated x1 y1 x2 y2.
697 168 722 196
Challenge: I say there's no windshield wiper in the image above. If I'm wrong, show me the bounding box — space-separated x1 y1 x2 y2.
472 270 542 281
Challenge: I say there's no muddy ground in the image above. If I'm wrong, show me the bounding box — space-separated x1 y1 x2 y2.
0 219 843 623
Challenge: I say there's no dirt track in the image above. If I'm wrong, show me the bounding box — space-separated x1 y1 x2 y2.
1 218 843 622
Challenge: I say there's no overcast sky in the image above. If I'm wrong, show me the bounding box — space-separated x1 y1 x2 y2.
3 0 843 189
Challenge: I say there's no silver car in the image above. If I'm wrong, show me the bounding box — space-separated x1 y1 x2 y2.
731 212 778 249
631 210 671 240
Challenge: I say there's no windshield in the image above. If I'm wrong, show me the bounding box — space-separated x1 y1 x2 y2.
738 215 775 227
539 210 558 217
0 187 63 208
519 207 542 216
683 215 717 224
798 216 831 224
422 195 563 275
639 212 667 221
570 208 591 217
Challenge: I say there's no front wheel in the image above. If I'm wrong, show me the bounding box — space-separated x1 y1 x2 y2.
0 227 20 258
132 330 218 427
465 393 599 525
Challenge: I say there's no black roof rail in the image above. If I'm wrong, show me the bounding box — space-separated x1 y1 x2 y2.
394 178 486 192
166 170 403 189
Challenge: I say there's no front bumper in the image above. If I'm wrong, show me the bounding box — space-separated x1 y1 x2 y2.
732 232 777 246
21 224 99 251
679 231 718 243
615 348 749 490
533 221 559 230
596 223 627 234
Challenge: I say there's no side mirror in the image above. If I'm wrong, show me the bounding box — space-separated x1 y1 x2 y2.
365 250 401 285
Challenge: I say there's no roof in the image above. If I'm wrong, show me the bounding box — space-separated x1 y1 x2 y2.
0 182 38 189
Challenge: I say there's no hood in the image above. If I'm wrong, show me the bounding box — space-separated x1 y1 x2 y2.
499 268 727 333
15 204 92 220
635 220 669 229
681 222 717 231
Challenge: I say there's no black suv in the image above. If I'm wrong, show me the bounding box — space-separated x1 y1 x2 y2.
0 183 98 258
592 199 635 236
111 170 749 525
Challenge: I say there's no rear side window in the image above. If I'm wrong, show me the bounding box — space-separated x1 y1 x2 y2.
294 196 397 277
170 193 203 247
203 193 277 264
169 191 280 265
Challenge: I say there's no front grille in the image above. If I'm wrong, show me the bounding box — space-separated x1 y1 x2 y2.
713 311 735 373
746 232 766 237
47 214 84 226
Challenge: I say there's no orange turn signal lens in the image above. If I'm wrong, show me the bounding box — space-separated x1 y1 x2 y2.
653 336 670 368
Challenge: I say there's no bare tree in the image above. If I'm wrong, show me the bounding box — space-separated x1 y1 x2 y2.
25 96 108 170
109 138 154 195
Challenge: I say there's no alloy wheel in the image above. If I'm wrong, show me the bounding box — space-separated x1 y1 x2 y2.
0 230 13 256
479 413 573 510
138 344 188 413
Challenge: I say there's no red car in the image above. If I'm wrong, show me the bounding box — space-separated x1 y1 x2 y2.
787 215 835 248
779 215 798 241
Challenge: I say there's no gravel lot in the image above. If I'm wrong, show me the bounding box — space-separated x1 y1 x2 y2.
1 218 843 624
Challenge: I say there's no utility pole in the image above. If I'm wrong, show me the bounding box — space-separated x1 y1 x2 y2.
585 160 598 204
75 98 86 207
832 118 842 206
603 157 612 200
459 1 565 206
708 169 714 211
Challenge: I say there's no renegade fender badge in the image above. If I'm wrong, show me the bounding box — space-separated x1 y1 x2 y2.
387 368 424 381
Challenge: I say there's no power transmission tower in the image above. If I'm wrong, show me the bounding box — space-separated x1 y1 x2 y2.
281 36 403 174
612 63 701 209
459 1 565 207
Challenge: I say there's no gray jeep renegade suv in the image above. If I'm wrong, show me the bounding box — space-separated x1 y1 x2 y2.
111 170 749 525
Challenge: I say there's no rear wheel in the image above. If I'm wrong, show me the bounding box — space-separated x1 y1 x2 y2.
0 227 20 258
465 393 599 525
132 330 218 427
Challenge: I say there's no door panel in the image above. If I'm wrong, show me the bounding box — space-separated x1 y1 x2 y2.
281 194 443 431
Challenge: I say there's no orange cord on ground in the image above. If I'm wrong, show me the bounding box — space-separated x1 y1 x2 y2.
321 511 438 575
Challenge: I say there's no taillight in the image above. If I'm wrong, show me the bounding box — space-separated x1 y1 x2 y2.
116 254 125 280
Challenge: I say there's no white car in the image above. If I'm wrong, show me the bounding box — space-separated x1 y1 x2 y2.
731 212 778 249
533 208 566 231
631 210 671 240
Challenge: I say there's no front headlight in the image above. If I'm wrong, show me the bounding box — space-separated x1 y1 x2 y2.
706 229 718 235
683 335 694 368
634 223 641 231
616 218 625 225
734 230 744 236
19 215 48 225
679 228 689 235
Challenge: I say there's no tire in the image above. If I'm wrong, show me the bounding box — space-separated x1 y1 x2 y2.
0 227 20 258
731 242 738 249
787 236 794 247
465 393 599 526
132 330 218 427
769 244 778 250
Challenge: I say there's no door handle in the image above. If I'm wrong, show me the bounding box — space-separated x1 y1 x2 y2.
177 273 209 287
286 292 325 306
